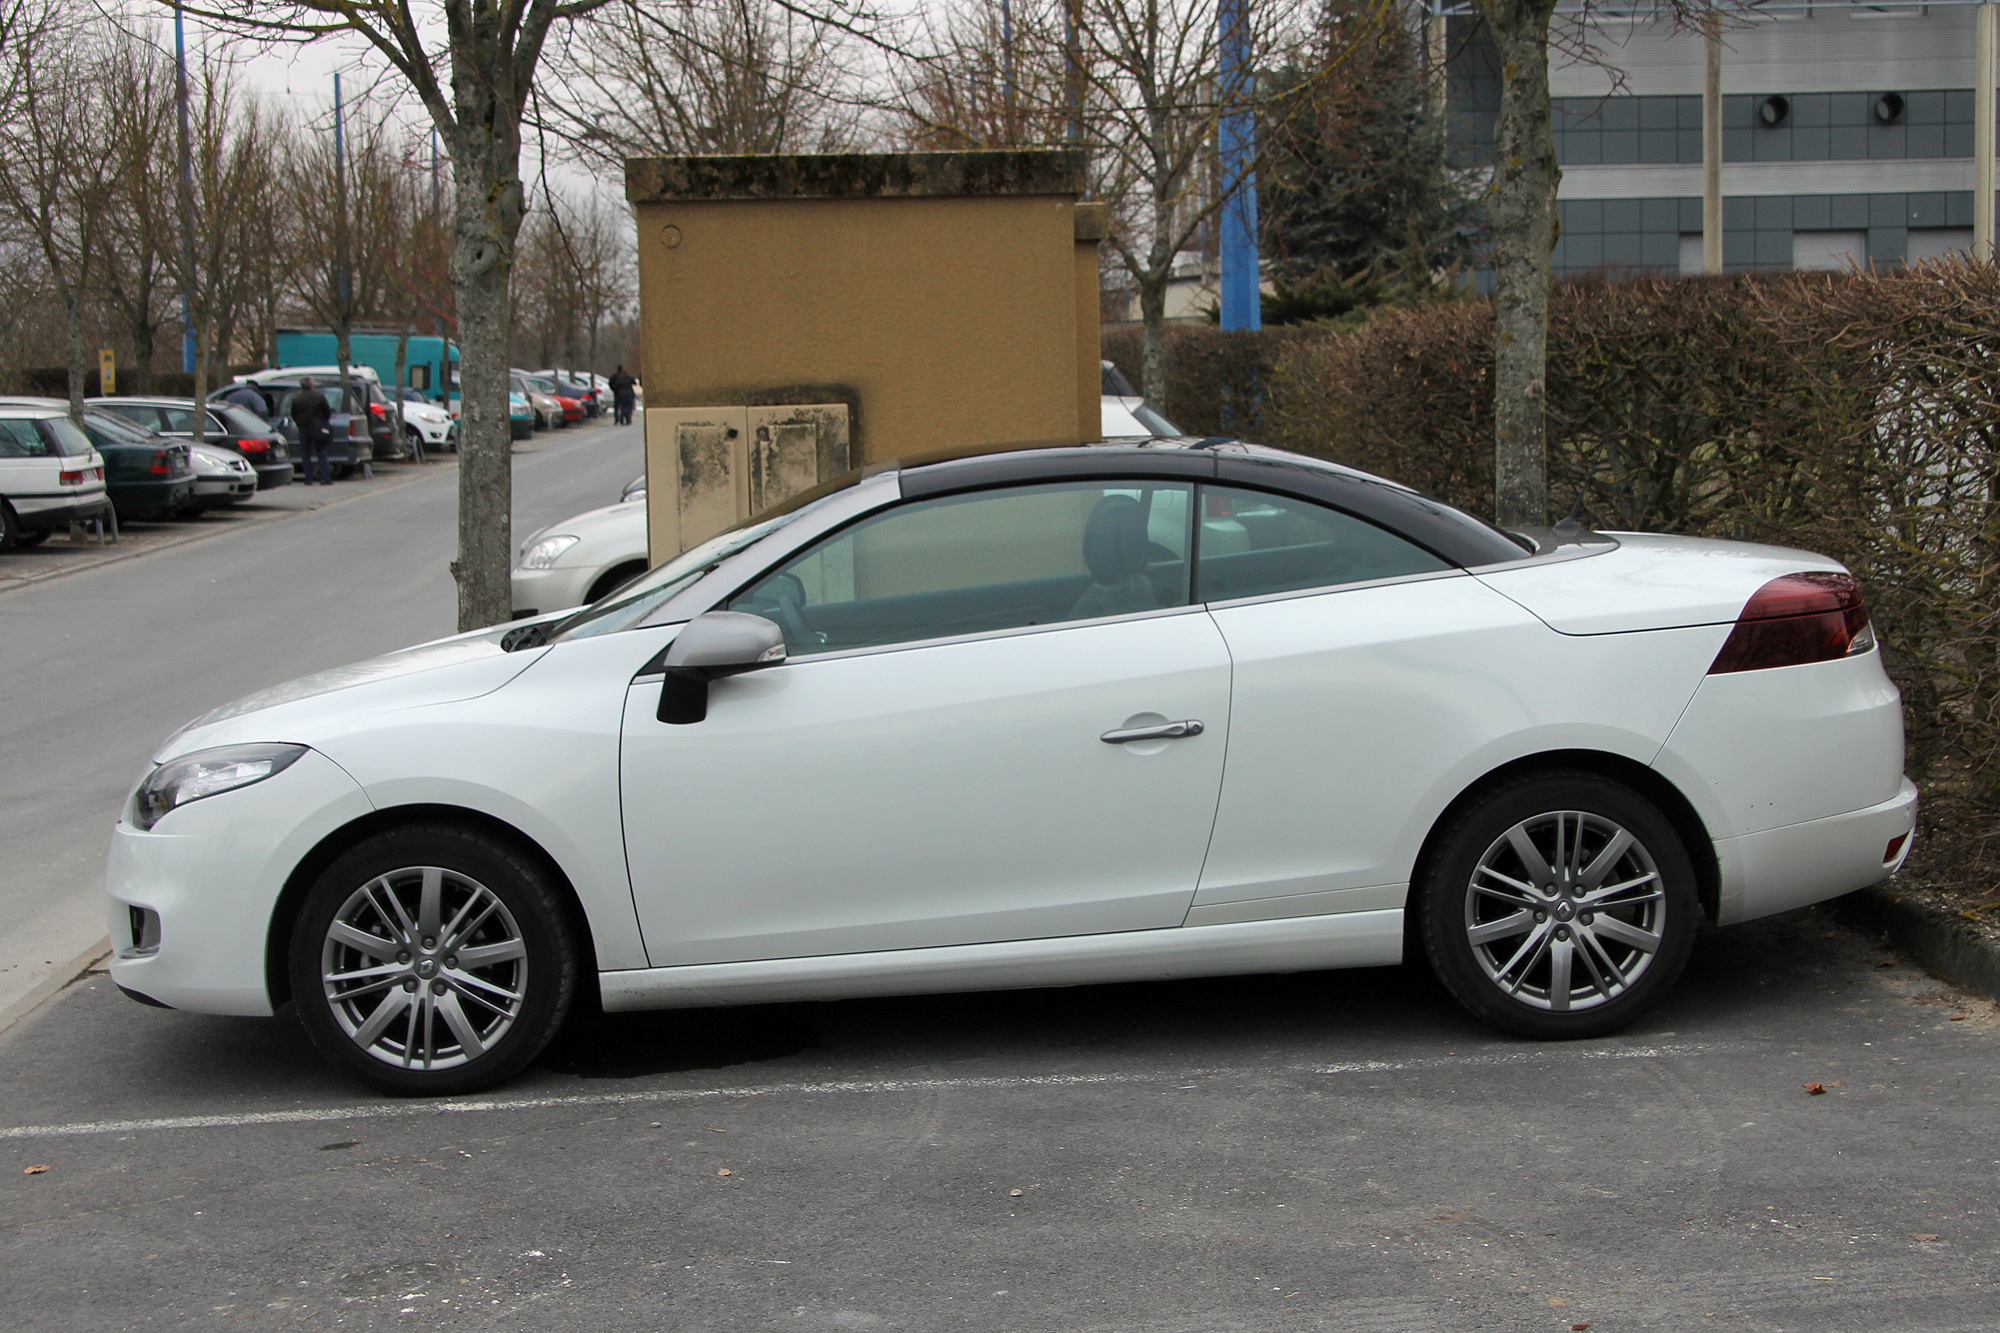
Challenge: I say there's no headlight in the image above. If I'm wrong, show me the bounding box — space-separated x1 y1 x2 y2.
519 534 580 569
133 743 308 831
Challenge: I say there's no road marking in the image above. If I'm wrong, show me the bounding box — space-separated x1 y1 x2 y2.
0 1041 1728 1142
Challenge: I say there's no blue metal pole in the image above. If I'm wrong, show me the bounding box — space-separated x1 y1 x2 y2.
333 73 347 303
174 6 196 373
1218 0 1261 331
1001 0 1016 145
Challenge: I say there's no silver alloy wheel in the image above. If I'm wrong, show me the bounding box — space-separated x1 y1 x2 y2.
320 865 528 1070
1463 810 1666 1012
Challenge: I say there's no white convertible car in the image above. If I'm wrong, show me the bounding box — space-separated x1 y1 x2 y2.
108 439 1914 1095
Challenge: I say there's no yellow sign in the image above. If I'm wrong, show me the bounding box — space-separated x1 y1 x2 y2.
97 348 115 396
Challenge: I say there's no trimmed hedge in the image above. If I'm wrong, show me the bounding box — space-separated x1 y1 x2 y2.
1137 267 2000 885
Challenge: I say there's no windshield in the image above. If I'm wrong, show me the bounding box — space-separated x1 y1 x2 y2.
542 474 864 646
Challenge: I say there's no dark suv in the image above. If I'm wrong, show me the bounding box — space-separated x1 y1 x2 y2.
211 375 378 479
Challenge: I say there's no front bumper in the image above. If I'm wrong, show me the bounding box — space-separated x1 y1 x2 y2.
105 747 374 1015
510 561 600 618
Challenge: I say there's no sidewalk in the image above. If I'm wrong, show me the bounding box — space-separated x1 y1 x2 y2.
0 455 456 597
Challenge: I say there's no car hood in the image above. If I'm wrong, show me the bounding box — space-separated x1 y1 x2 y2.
155 625 546 762
1472 532 1847 635
519 497 646 556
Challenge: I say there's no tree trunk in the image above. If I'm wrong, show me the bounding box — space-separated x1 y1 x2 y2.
447 124 525 632
1479 0 1560 529
61 285 86 423
1138 275 1169 409
129 315 155 394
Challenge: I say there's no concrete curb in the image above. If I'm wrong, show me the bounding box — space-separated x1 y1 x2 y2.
1830 885 2000 1003
0 937 111 1042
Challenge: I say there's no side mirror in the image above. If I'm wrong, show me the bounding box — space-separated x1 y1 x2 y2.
657 611 787 725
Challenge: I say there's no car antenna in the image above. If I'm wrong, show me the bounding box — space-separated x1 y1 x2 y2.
1553 494 1584 539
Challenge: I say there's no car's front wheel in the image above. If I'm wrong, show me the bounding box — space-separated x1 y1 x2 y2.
289 824 578 1095
1417 772 1699 1039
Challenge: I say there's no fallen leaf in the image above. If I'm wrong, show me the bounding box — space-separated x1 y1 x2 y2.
1009 1189 1024 1197
1804 1082 1828 1095
1572 1324 1592 1331
1547 1297 1567 1307
22 1165 49 1175
716 1168 733 1177
1911 1233 1940 1242
1950 1014 1967 1021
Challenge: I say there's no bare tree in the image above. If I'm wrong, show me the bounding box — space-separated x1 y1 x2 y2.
179 0 615 631
99 33 181 396
0 22 121 419
542 0 867 170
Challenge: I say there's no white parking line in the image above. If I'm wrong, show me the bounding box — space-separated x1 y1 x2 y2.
0 1042 1728 1142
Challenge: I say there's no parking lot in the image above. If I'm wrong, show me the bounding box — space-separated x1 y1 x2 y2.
3 416 1997 1333
3 905 1996 1332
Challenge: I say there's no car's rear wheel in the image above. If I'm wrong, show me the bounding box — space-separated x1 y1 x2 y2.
1417 772 1698 1039
0 501 17 552
15 526 48 547
289 824 578 1096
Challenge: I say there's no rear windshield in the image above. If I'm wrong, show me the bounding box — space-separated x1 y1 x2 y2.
215 404 271 436
40 417 95 457
82 411 159 445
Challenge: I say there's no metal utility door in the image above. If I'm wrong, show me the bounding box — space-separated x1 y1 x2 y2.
643 404 850 564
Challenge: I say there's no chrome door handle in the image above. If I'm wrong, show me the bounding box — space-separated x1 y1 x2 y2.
1101 719 1205 744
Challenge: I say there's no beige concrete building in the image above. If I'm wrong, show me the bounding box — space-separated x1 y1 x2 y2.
625 151 1103 560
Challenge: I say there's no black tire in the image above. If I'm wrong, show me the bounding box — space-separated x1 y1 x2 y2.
585 561 648 605
0 501 16 552
289 823 579 1096
15 525 48 547
1417 771 1699 1039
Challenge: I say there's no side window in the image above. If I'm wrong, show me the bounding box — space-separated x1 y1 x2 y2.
728 480 1196 657
0 420 50 457
99 403 161 430
1194 485 1451 602
159 406 196 432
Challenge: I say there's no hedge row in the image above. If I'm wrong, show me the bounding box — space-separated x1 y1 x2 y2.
1121 268 2000 879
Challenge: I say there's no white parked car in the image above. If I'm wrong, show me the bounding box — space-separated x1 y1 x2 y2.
525 395 1186 616
0 404 112 549
394 388 458 452
108 438 1913 1095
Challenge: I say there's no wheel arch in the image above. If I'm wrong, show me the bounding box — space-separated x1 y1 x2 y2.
1408 750 1721 932
264 803 603 1013
585 559 649 605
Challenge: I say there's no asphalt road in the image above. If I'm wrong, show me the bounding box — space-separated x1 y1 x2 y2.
2 908 1994 1332
0 421 644 1017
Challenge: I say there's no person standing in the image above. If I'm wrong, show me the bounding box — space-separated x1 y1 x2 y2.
292 376 333 485
609 366 636 427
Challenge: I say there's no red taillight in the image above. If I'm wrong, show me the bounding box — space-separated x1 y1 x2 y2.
235 437 269 453
59 467 96 485
1884 832 1909 863
369 402 386 417
1709 572 1872 674
150 449 172 475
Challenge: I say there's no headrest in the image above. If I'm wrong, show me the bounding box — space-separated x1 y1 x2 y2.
1081 494 1150 583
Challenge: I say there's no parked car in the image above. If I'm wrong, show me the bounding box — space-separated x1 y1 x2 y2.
534 372 602 417
523 374 584 426
182 441 257 511
214 372 374 479
507 384 536 441
583 393 1181 613
111 435 1917 1095
88 397 291 490
65 407 198 520
218 367 392 467
0 403 113 549
394 387 458 453
512 373 561 432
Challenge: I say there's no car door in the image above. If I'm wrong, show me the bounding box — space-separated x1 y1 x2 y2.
1188 483 1553 924
619 478 1233 967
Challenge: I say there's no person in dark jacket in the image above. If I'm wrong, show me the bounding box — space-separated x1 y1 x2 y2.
608 366 636 426
292 376 334 485
221 381 270 420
